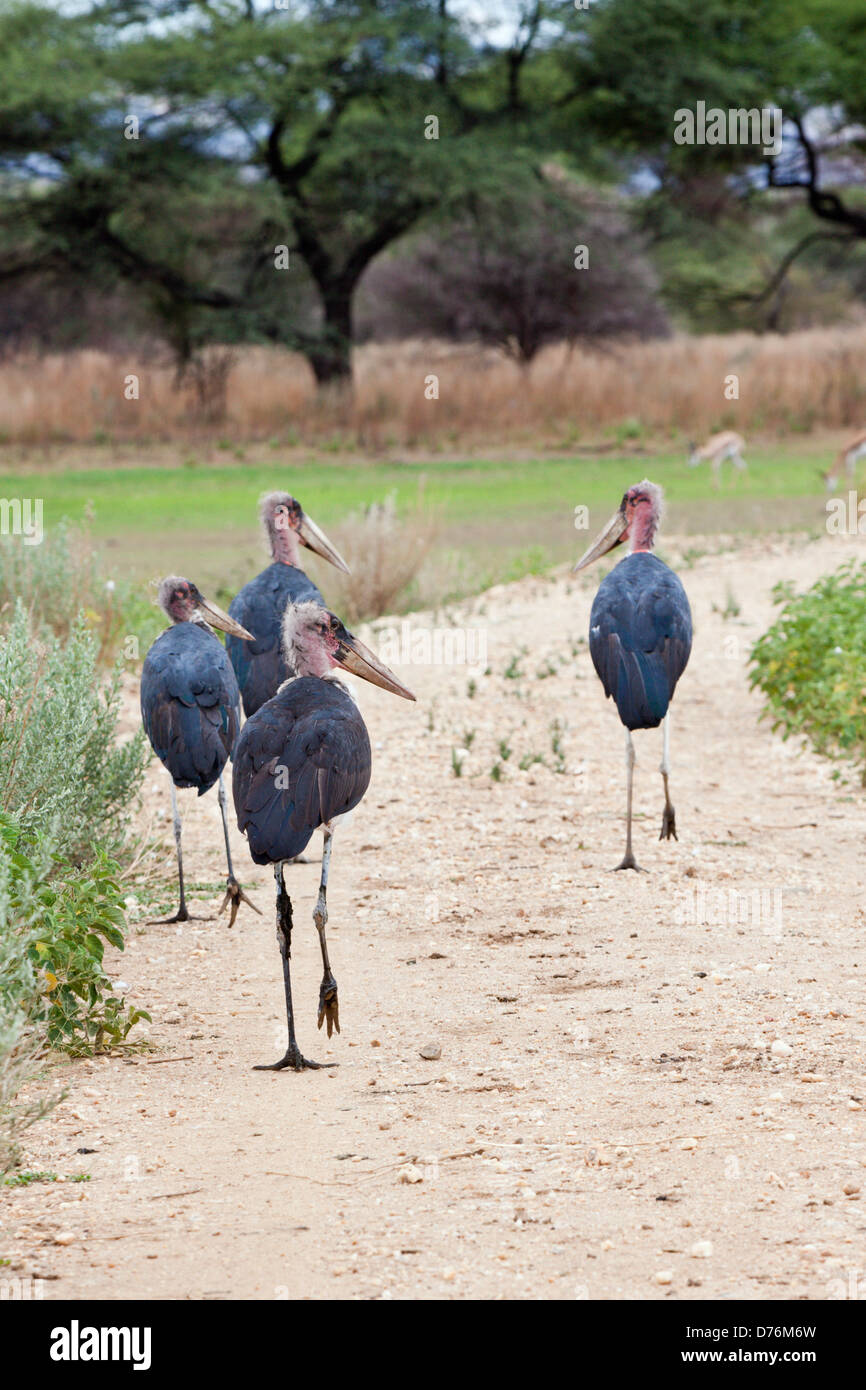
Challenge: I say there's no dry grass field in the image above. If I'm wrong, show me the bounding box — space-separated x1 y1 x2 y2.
2 326 866 451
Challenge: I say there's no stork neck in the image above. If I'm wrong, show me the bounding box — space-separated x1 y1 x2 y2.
283 637 333 680
630 501 657 554
270 525 301 567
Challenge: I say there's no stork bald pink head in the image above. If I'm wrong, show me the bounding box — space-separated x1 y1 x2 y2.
573 480 663 572
259 492 350 574
157 575 253 638
282 601 415 700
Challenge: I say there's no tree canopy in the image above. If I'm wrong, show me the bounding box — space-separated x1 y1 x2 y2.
2 0 866 384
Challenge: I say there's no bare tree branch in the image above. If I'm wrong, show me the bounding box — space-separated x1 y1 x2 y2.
767 114 866 238
726 229 857 307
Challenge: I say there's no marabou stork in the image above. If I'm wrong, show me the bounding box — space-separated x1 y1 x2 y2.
226 492 349 718
141 577 261 925
233 601 415 1072
574 481 692 872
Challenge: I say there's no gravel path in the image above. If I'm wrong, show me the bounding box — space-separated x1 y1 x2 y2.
5 531 865 1301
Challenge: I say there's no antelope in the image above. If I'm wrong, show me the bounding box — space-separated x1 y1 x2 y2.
821 433 866 491
687 431 747 484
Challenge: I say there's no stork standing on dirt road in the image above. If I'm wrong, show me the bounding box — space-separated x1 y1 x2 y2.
574 482 692 871
141 577 260 925
226 493 349 718
233 601 415 1072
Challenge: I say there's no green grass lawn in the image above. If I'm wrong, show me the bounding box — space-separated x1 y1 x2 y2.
0 439 842 603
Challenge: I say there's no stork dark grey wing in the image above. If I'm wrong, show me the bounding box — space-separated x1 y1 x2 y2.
230 598 414 1070
140 623 241 795
575 480 691 869
226 563 325 717
233 677 371 864
589 553 692 731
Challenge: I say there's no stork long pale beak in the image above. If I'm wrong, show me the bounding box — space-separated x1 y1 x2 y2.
298 511 351 575
197 596 254 640
334 625 416 701
573 504 629 573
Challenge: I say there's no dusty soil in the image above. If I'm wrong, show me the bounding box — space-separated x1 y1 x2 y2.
4 531 866 1302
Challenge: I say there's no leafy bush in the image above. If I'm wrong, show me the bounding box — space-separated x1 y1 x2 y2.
0 818 56 1173
749 560 866 780
0 603 149 864
0 555 152 1169
0 813 149 1170
27 839 150 1057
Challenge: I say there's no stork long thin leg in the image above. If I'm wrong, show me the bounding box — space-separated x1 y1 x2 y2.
150 780 215 923
659 712 678 842
615 729 646 872
255 863 335 1072
217 771 261 928
168 780 189 921
314 823 339 1036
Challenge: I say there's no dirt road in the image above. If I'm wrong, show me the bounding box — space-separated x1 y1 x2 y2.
5 531 866 1301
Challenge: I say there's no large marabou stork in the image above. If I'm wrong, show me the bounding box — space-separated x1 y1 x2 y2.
141 577 260 925
226 492 349 718
574 481 692 871
233 601 415 1072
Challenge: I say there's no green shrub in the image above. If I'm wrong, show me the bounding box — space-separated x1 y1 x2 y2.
0 812 149 1170
749 560 866 780
0 817 56 1173
26 834 151 1056
0 603 149 864
0 568 153 1169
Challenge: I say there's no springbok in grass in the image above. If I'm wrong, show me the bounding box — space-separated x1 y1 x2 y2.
687 431 747 484
821 433 866 491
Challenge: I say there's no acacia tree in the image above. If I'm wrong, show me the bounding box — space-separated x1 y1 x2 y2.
0 0 597 385
577 0 866 310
